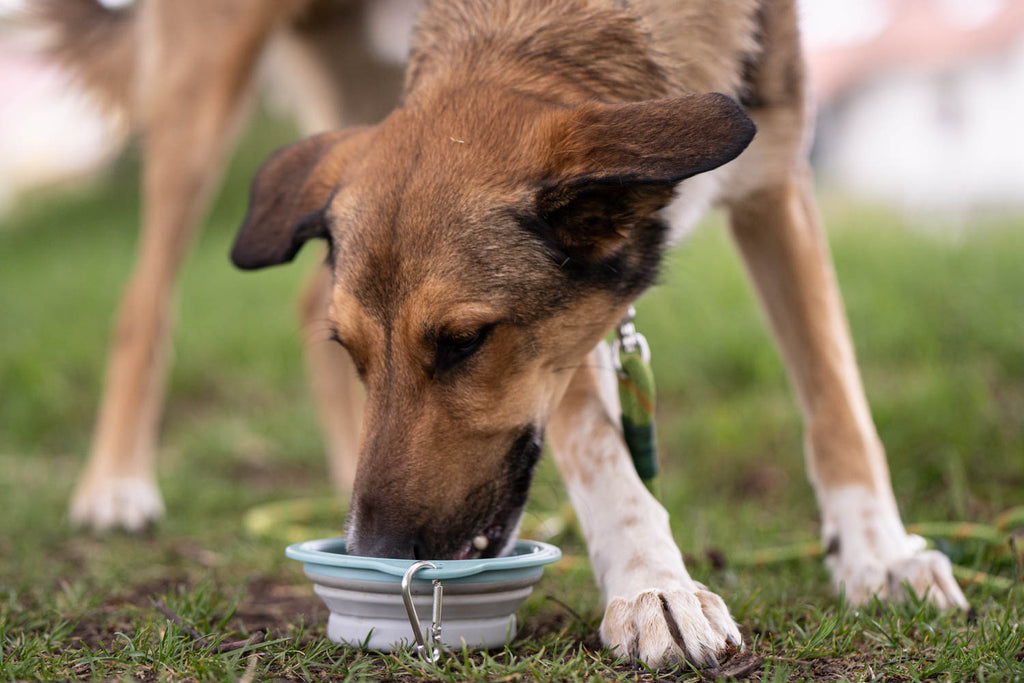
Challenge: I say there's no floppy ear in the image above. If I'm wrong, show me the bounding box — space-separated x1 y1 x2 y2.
537 93 755 261
230 128 367 270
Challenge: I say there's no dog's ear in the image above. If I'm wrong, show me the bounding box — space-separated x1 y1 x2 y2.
537 93 755 261
231 129 367 270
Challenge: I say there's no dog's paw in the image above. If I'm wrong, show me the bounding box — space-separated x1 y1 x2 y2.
70 475 164 532
600 584 742 670
829 541 969 610
822 485 968 611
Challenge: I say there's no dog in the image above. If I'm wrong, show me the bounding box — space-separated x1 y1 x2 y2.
48 0 968 669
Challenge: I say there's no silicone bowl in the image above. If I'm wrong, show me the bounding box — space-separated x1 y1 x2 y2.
286 538 561 651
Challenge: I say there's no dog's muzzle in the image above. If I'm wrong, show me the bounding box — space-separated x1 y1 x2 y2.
345 427 543 561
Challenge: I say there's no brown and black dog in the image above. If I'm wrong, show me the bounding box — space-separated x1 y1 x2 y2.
47 0 967 669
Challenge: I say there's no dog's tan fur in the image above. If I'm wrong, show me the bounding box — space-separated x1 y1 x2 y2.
47 0 967 668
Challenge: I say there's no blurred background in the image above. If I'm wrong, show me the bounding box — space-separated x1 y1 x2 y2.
0 1 1021 678
805 0 1024 219
3 0 1024 217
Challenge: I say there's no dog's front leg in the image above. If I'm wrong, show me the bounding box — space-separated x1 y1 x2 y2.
728 173 967 610
547 344 741 669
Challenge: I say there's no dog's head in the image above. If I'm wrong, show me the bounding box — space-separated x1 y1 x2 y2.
232 89 754 560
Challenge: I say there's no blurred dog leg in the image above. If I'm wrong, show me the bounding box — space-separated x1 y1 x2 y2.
298 265 364 494
71 0 300 531
273 2 409 494
269 0 411 133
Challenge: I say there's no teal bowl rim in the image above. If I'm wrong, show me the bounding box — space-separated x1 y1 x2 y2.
285 538 561 580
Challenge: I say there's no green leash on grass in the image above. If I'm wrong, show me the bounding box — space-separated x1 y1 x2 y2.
729 510 1024 593
613 306 660 497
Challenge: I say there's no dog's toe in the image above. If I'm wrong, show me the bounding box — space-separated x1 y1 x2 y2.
886 549 969 610
601 585 740 670
70 476 164 532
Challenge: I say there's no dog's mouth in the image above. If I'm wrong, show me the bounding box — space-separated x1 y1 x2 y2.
449 504 525 561
447 427 541 561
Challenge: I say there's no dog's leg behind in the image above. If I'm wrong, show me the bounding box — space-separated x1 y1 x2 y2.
273 1 408 493
269 0 411 134
71 0 295 530
548 345 742 669
727 172 968 609
297 265 364 492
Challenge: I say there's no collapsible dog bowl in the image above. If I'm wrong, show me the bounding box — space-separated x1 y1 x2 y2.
286 538 561 655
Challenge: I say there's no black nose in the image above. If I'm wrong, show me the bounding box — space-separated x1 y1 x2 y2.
345 498 428 559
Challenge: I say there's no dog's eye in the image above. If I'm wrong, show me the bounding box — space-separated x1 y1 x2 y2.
436 325 494 372
329 331 367 379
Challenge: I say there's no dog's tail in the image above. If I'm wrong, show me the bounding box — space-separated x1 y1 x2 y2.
30 0 137 121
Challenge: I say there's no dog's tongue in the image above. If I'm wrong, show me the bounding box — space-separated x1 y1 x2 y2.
453 542 474 560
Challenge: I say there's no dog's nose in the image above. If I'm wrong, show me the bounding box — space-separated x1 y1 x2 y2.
347 491 436 558
346 510 432 559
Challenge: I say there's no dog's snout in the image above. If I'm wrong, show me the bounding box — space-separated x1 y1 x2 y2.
346 493 428 559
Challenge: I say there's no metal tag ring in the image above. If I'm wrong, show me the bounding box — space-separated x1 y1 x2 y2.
611 332 651 375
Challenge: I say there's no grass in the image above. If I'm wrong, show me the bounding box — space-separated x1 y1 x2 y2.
1 113 1022 680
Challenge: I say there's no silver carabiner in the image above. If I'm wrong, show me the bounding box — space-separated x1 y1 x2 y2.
401 561 444 663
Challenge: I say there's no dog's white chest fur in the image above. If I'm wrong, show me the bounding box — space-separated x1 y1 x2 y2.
661 171 724 244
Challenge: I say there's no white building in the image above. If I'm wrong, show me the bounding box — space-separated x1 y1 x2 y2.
804 0 1024 214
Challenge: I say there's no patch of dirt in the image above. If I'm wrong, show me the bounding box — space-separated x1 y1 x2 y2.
54 575 322 680
53 537 112 566
732 460 788 500
515 595 599 644
62 577 191 654
66 617 128 653
758 653 905 682
232 577 326 636
114 577 193 606
715 651 766 680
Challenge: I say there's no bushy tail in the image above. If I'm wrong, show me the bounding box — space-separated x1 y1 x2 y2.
31 0 137 120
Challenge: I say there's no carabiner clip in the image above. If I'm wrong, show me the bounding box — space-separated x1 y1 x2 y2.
401 561 445 663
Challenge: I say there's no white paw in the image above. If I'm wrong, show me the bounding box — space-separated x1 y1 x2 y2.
829 543 969 610
600 584 742 669
822 485 968 611
70 475 165 532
